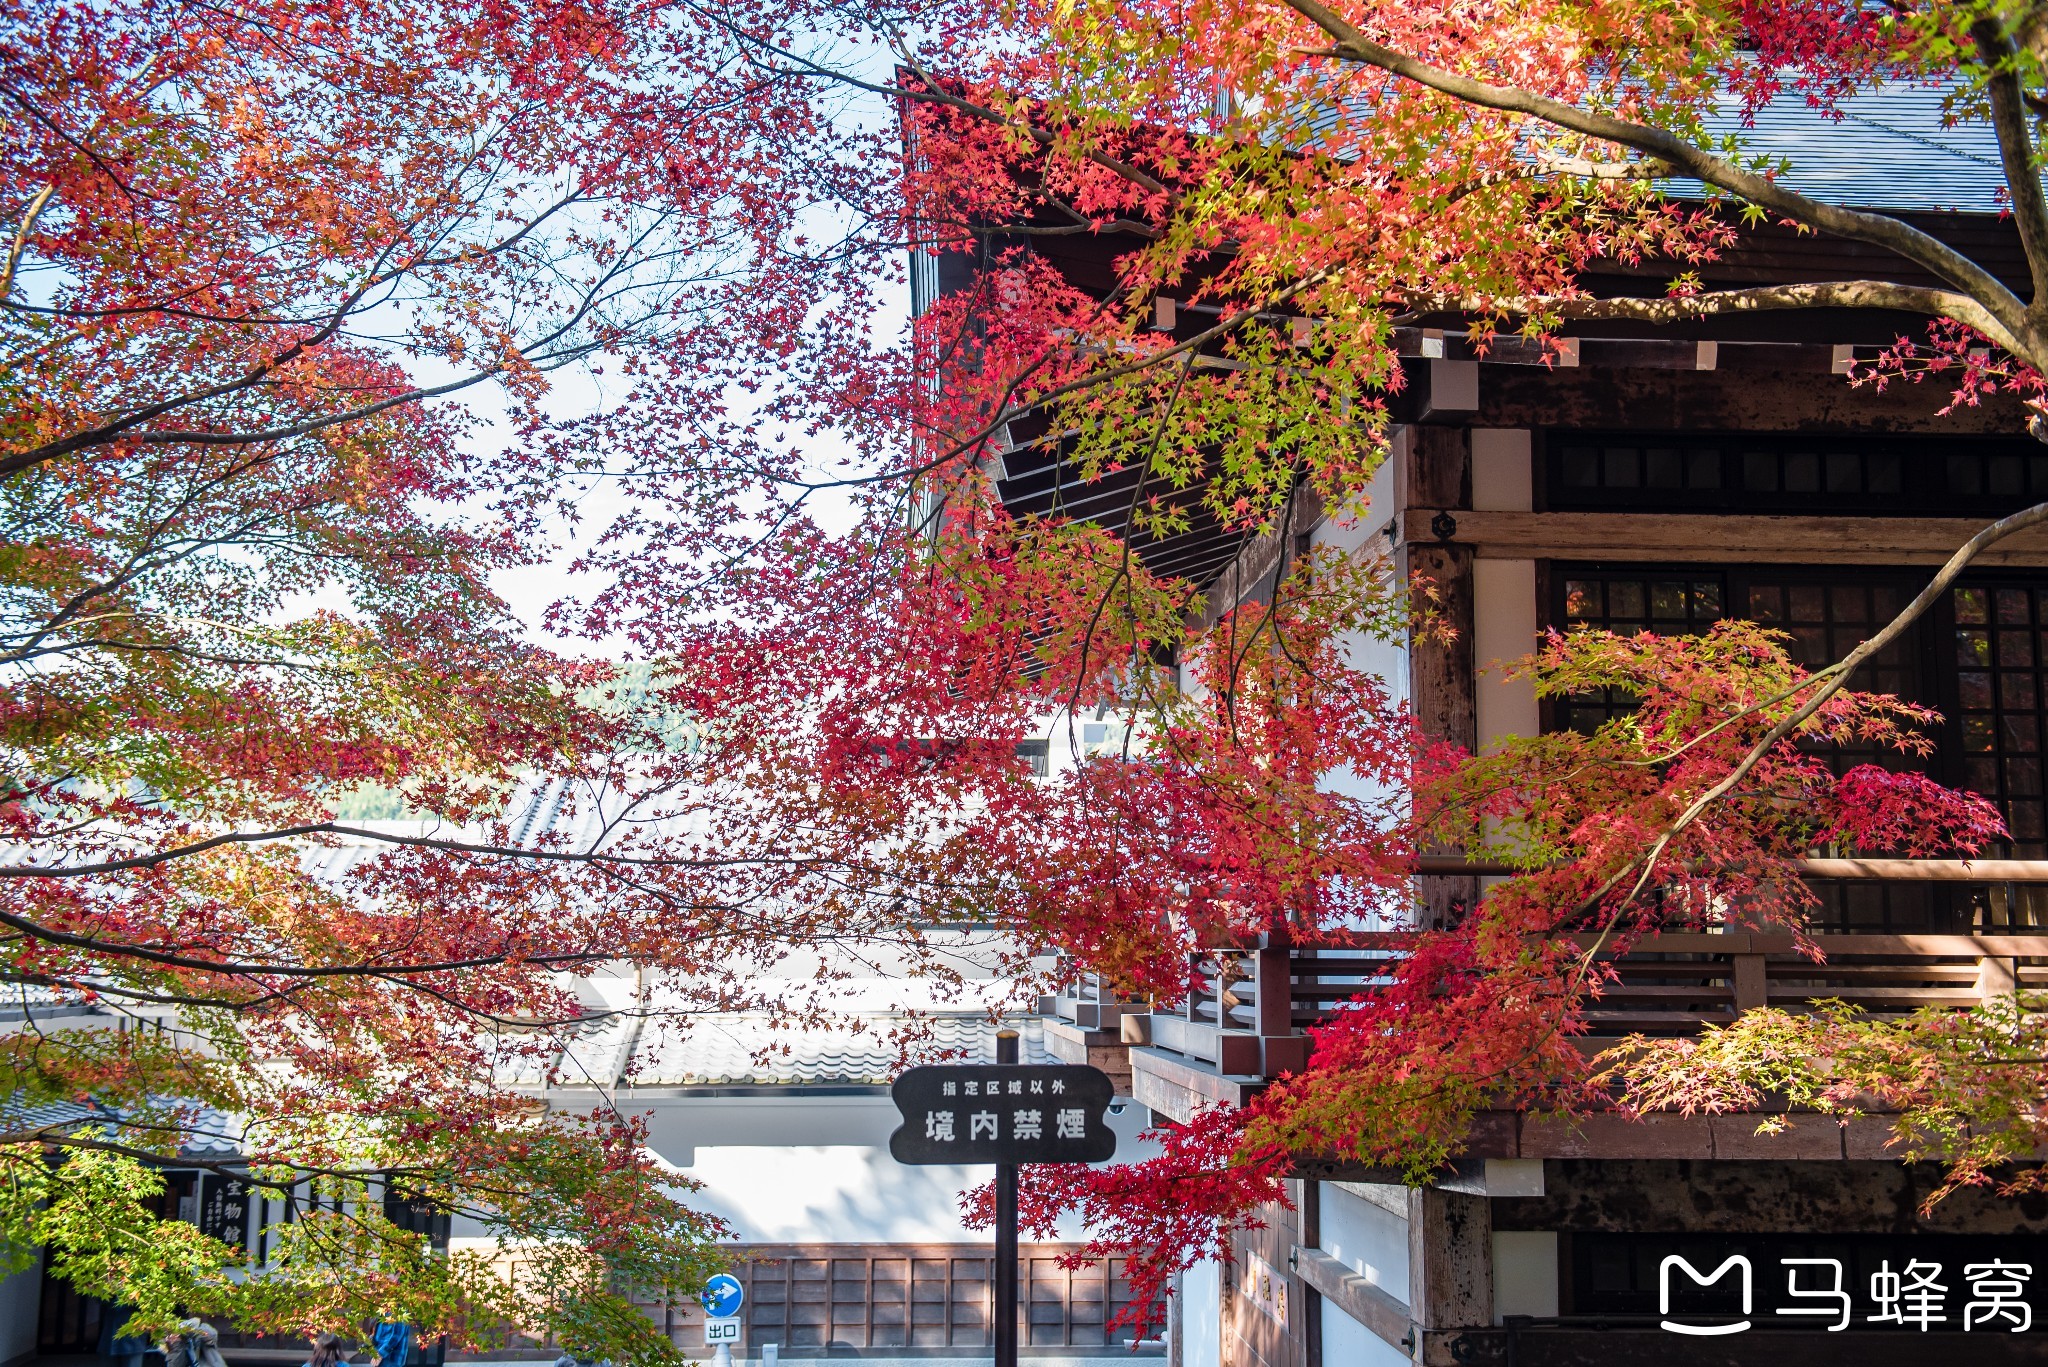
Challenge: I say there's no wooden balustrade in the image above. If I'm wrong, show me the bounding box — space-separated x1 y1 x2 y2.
1042 859 2048 1095
1131 930 2048 1080
1049 968 1147 1032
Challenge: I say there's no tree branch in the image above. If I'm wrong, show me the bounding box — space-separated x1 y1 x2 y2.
1582 495 2048 943
0 183 55 303
1280 0 2038 358
0 820 857 879
1397 279 2010 336
1970 15 2048 316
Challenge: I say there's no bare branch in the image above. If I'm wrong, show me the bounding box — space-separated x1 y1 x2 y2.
0 183 55 303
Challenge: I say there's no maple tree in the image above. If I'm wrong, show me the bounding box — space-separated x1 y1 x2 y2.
16 0 2048 1352
0 0 987 1351
817 0 2048 1330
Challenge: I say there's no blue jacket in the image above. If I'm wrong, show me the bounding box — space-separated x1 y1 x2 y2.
372 1323 413 1367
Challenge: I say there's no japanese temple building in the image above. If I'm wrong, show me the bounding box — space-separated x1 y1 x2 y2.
917 90 2048 1367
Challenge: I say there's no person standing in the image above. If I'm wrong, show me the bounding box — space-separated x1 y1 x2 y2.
370 1321 413 1367
161 1321 227 1367
97 1304 152 1367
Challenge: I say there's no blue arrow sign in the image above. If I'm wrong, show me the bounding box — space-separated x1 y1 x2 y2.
701 1273 745 1319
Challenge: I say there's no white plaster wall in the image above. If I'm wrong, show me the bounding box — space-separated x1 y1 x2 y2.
1320 1299 1409 1367
0 1258 40 1367
1469 427 1542 758
1314 446 1408 809
1428 360 1479 414
1311 449 1411 932
1316 1183 1409 1303
1492 1231 1560 1322
1472 559 1541 753
1470 429 1533 512
1178 1258 1221 1367
632 1094 1158 1244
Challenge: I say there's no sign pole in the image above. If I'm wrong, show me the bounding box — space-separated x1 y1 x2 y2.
883 1044 1113 1366
994 1028 1019 1367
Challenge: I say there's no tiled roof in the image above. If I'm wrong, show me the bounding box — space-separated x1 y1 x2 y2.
301 776 641 885
1294 77 2012 216
0 980 96 1018
502 970 1048 1090
626 1011 1050 1087
1688 82 2008 214
1 1094 242 1158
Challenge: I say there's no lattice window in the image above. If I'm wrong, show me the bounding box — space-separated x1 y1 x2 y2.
1744 577 1923 778
1559 572 1727 732
1547 431 2048 516
1953 584 2048 857
1551 565 1963 931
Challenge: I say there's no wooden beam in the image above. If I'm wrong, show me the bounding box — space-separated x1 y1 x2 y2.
1398 508 2048 565
1186 487 1324 634
1128 1044 1260 1123
1418 854 2048 882
1800 857 2048 881
1389 330 1852 371
1564 931 2048 955
1475 365 2033 433
1291 1247 1410 1355
1499 1328 2048 1366
1409 1188 1493 1366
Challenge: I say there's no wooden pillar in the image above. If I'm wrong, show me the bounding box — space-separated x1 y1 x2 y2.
1407 1187 1494 1367
1253 932 1309 1076
1732 951 1768 1011
1167 1272 1183 1367
1404 424 1472 512
1404 425 1478 929
1407 541 1476 750
1299 1183 1323 1367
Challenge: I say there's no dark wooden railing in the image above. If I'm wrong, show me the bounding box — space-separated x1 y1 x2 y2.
1128 929 2047 1076
1097 860 2048 1082
1041 863 2048 1084
1048 968 1147 1033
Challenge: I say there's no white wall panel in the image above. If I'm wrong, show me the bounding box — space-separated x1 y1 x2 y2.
1320 1298 1410 1367
1472 558 1541 753
1493 1231 1560 1322
1470 429 1533 511
633 1094 1155 1244
1317 1182 1409 1302
1179 1257 1222 1367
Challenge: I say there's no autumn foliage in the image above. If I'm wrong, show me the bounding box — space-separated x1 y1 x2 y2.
884 0 2048 1332
1 0 914 1347
12 0 2048 1351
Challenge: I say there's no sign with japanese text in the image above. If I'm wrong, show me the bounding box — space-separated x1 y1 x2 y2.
888 1064 1116 1165
1239 1250 1289 1329
382 1175 452 1252
198 1173 250 1252
1573 1234 2047 1335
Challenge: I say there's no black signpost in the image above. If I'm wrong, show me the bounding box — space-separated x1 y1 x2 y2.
197 1172 251 1254
888 1029 1117 1367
